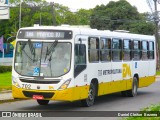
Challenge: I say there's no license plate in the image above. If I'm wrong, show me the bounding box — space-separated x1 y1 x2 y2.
33 95 44 100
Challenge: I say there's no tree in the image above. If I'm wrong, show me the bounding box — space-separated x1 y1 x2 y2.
76 9 92 25
0 0 93 40
90 0 154 35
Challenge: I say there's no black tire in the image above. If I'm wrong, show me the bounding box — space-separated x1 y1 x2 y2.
37 100 49 105
81 83 96 107
121 91 127 97
127 77 138 97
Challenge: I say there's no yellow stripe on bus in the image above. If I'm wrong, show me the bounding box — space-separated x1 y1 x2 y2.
12 76 155 101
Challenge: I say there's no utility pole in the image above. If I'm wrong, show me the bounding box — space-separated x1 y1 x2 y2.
153 0 160 69
51 2 56 26
40 7 42 26
19 0 22 29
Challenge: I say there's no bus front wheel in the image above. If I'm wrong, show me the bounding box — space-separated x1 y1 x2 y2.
37 100 49 105
81 83 96 107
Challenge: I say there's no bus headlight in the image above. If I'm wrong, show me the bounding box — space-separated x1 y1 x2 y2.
12 76 21 88
58 78 71 90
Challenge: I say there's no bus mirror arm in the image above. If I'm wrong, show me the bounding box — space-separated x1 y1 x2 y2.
79 38 82 44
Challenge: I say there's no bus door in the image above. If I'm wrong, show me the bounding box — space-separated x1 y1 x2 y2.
74 35 88 99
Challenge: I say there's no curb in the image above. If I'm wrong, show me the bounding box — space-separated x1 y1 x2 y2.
0 98 29 104
1 90 12 94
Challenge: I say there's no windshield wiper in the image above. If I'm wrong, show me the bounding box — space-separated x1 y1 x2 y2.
28 39 35 62
44 40 58 62
28 39 35 56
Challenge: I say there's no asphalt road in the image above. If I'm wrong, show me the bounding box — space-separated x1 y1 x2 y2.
0 80 160 119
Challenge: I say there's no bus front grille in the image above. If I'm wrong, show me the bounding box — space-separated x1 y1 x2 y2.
19 78 60 84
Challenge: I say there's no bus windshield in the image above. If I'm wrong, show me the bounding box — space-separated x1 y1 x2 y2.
14 41 71 77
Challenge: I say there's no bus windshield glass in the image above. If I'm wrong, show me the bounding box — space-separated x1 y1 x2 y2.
14 41 71 77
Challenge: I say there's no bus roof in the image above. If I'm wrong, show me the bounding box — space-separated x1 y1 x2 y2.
19 26 155 41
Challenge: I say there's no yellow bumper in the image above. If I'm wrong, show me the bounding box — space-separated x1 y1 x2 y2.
12 85 89 102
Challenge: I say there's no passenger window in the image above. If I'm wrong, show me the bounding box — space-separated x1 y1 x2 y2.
88 37 99 62
141 41 148 60
112 38 122 61
123 39 131 61
133 40 141 60
149 41 154 59
100 38 111 62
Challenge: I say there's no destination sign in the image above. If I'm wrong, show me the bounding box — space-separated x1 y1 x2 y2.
17 30 72 40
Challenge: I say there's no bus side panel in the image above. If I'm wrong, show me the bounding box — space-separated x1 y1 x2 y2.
73 70 90 100
99 62 133 95
139 59 156 88
97 63 112 96
53 86 89 101
122 62 133 90
132 60 156 88
111 62 124 92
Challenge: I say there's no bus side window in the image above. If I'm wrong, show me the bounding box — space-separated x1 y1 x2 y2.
141 41 148 60
133 40 141 60
149 41 154 59
123 39 131 61
100 37 111 62
74 44 86 77
88 37 99 63
112 38 122 61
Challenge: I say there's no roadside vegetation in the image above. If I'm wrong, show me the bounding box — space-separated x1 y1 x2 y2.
0 66 12 91
123 104 160 120
0 72 12 91
0 0 154 40
156 71 160 75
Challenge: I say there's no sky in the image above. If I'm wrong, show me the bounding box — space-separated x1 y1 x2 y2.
46 0 160 13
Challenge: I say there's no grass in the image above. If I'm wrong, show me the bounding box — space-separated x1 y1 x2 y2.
156 71 160 75
0 72 12 91
123 104 160 120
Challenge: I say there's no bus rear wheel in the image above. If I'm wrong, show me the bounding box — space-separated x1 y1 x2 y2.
81 83 96 107
127 77 138 97
121 91 127 97
37 100 49 105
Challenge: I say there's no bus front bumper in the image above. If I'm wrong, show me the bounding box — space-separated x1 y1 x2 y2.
12 85 89 102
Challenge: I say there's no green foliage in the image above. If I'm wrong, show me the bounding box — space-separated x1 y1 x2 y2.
123 104 160 120
0 0 154 38
76 9 92 25
156 71 160 75
0 72 12 92
90 0 154 35
0 72 11 86
0 66 12 73
143 104 160 111
0 1 92 39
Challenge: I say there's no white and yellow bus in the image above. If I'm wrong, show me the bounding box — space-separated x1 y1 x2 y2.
12 26 156 106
